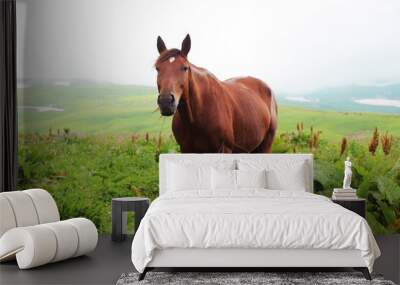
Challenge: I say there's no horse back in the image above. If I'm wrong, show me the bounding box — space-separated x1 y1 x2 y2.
172 72 277 153
224 76 276 112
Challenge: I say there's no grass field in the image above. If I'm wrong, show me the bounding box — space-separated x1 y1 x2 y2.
17 85 400 234
18 85 400 141
17 131 400 234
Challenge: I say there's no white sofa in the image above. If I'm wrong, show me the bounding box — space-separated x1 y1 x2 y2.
0 189 98 269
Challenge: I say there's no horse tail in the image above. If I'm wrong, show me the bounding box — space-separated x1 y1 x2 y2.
263 87 278 153
269 89 278 132
264 83 277 119
271 89 278 115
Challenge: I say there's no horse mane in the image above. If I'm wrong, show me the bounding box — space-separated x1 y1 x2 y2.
155 49 186 66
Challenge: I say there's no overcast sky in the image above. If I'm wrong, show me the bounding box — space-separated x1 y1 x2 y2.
17 0 400 93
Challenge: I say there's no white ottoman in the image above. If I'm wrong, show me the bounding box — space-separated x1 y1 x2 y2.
0 189 98 269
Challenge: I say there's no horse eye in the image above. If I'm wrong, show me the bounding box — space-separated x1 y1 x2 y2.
181 66 189 72
156 67 160 72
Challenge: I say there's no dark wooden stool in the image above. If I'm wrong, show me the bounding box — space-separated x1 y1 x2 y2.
332 198 366 218
112 197 150 242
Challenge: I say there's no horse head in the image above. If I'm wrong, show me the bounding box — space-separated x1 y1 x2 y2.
155 34 191 116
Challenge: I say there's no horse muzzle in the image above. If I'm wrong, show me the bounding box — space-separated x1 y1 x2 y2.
157 93 177 116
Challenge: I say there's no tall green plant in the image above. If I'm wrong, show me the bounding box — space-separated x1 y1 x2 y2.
18 128 400 234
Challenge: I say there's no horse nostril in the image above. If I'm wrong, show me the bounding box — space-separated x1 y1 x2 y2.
158 94 175 105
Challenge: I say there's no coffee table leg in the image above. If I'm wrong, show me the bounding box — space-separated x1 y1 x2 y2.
112 201 123 242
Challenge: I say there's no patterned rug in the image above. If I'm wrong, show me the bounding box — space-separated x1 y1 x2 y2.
116 271 395 285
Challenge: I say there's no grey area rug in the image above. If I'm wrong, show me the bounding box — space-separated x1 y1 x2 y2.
116 272 396 285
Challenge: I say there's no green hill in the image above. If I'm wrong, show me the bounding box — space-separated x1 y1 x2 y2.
17 84 400 235
18 85 400 141
278 83 400 114
277 106 400 141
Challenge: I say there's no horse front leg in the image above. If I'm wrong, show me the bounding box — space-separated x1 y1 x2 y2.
179 144 195 153
219 143 233 153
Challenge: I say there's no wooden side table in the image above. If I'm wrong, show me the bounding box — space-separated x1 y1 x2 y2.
112 197 150 242
332 198 366 218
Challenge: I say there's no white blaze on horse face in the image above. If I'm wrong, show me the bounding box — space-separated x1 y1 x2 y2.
169 57 175 63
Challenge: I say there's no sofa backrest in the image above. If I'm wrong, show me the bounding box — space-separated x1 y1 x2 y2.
159 154 313 195
0 189 60 237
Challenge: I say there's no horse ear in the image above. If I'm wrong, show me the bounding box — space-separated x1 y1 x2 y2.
157 36 167 54
181 34 191 57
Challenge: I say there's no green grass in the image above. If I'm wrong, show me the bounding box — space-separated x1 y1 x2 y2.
17 134 179 233
16 85 400 234
18 85 172 135
18 85 400 141
277 106 400 141
17 132 400 234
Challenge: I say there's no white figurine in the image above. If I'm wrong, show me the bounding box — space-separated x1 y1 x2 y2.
342 156 352 189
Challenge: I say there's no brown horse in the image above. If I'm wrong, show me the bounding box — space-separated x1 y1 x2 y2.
155 34 277 153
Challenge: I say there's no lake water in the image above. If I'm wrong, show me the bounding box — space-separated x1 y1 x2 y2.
285 96 319 103
19 105 64 112
354 99 400 108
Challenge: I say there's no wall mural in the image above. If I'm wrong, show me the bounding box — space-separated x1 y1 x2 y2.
16 0 400 234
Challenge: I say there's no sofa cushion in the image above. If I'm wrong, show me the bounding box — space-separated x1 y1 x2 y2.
0 218 97 269
0 191 39 227
0 196 16 237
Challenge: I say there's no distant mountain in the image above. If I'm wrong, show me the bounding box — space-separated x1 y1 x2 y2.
16 78 400 114
278 84 400 114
